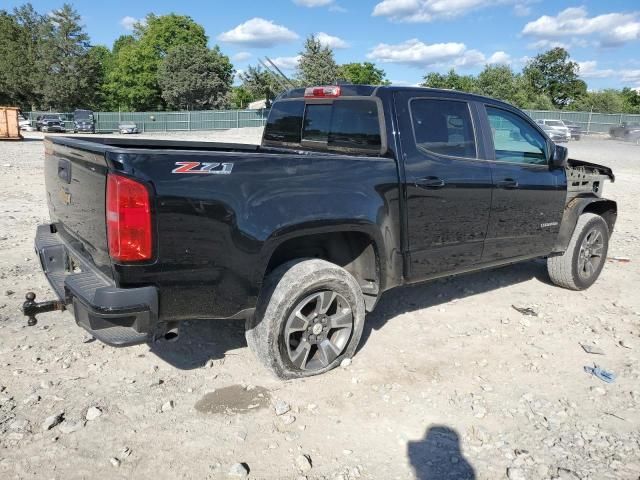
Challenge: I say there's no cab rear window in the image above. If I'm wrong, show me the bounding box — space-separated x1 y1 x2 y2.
264 99 383 154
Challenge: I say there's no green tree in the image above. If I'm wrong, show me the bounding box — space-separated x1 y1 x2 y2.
104 13 208 110
338 62 388 85
421 69 478 92
523 47 586 108
620 87 640 114
230 86 255 109
158 44 233 110
38 4 103 111
239 65 284 104
0 4 47 108
297 35 338 86
569 89 626 113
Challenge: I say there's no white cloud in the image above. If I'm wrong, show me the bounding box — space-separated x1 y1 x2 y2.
271 56 302 71
218 18 299 47
372 0 509 23
577 61 614 79
120 16 141 31
367 38 506 69
293 0 333 6
487 51 512 65
232 52 252 62
316 32 349 49
522 7 640 47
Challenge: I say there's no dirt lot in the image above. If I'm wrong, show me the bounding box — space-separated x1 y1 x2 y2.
1 132 639 480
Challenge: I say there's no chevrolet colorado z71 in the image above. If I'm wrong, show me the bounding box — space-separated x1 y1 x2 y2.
23 85 617 379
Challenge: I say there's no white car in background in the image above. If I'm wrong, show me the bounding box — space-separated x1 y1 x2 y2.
18 113 34 131
536 119 571 141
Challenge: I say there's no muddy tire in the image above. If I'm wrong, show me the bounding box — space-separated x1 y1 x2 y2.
547 213 609 290
246 259 365 379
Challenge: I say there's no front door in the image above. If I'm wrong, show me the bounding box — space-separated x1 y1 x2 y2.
481 105 567 261
395 93 493 281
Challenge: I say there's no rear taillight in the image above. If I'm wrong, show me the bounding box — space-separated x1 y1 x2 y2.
304 86 341 98
106 173 152 262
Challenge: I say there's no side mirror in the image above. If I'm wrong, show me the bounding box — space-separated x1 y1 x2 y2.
550 144 568 168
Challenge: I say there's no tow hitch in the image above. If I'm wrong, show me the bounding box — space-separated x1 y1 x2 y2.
21 292 66 326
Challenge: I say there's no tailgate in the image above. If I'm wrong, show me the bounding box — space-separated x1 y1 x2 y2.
44 138 113 278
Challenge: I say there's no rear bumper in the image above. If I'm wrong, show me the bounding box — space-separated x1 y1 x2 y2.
35 224 158 346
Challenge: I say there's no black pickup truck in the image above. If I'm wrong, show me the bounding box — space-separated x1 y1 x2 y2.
24 85 617 379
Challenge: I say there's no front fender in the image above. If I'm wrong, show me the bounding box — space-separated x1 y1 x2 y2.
553 197 617 253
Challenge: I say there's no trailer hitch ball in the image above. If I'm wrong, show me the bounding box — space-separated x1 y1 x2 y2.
22 291 66 327
24 292 38 326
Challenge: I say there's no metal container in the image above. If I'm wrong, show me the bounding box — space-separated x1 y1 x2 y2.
0 107 23 140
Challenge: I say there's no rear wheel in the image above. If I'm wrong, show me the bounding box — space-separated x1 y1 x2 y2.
547 213 609 290
246 259 365 379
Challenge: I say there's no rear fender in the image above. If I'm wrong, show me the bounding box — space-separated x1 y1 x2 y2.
553 197 617 253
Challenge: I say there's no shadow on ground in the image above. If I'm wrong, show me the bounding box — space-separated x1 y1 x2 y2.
361 259 550 348
408 425 475 480
149 318 246 370
150 259 549 370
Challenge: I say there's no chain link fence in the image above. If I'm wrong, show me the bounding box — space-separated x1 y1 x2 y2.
26 108 640 135
523 110 640 134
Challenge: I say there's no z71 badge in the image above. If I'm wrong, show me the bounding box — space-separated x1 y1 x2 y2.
171 162 233 175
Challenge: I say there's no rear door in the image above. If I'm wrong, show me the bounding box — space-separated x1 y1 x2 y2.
395 92 493 281
480 104 567 261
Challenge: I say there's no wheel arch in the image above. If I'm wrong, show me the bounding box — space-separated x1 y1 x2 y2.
258 223 385 312
553 197 617 254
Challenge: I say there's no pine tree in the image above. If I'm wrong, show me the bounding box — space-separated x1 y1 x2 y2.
297 35 338 87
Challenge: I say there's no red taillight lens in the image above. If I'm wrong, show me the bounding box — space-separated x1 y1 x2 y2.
106 173 152 262
304 86 341 98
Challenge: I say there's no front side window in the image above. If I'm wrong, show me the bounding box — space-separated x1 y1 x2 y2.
410 99 476 158
486 106 547 165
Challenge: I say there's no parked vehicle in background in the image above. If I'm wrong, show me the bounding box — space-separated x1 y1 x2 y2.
535 119 570 141
17 113 33 131
36 114 65 133
564 121 582 140
609 122 640 141
25 85 617 379
73 109 95 133
118 121 139 134
540 124 567 143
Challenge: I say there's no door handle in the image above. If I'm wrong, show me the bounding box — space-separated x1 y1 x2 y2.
415 176 445 189
496 178 518 189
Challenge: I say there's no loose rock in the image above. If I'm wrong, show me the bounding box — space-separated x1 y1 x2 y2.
86 406 102 421
42 412 64 431
274 399 290 416
295 454 312 472
228 462 249 477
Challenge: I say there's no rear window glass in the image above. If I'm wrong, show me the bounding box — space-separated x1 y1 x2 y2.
263 100 304 144
302 104 331 142
265 98 382 154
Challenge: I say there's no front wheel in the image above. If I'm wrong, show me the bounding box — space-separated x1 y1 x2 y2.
547 213 609 290
246 259 365 379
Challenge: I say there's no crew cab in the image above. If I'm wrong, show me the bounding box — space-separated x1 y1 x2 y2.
24 85 617 379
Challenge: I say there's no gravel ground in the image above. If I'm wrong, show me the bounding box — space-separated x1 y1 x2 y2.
0 131 639 480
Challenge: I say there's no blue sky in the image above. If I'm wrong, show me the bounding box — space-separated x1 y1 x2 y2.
5 0 640 89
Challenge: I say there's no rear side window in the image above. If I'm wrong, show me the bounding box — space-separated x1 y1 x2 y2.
409 99 476 158
328 100 381 152
263 100 304 144
265 98 382 154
